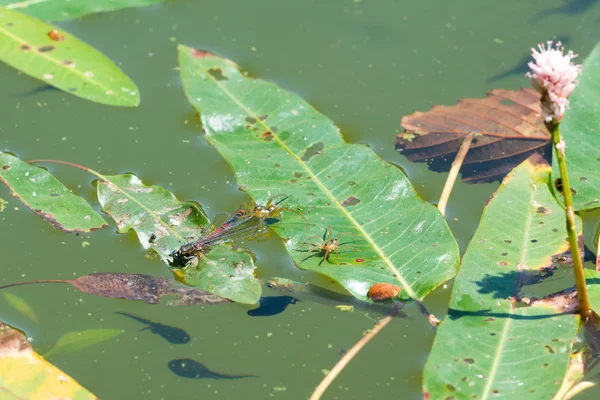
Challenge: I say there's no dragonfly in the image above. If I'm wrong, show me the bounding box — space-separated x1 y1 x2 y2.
172 195 306 267
171 211 267 267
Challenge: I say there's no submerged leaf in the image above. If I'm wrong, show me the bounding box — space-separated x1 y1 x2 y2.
0 152 107 232
396 88 551 183
0 321 97 399
423 157 580 399
2 292 38 323
553 41 600 211
96 173 261 304
0 8 139 106
1 0 164 21
43 329 124 359
178 46 459 302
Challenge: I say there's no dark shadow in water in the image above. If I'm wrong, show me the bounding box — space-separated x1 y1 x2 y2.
447 307 570 321
16 84 59 97
247 296 299 317
474 269 557 300
114 312 191 344
473 246 596 300
168 358 257 380
488 36 571 82
531 0 599 22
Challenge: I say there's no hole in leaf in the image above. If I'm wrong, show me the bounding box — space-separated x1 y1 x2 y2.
38 45 55 53
207 68 227 81
300 142 325 161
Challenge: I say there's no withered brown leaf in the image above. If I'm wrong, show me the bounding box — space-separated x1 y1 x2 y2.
396 88 551 183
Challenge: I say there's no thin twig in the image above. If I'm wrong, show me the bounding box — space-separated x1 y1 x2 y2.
437 133 475 216
550 123 592 319
309 303 403 400
415 300 440 330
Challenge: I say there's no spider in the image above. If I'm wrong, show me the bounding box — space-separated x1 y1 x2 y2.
297 226 362 265
250 194 308 226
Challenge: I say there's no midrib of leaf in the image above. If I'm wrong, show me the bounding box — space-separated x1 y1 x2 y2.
197 58 415 298
101 176 186 241
6 0 48 9
0 16 134 104
78 167 186 242
480 186 534 399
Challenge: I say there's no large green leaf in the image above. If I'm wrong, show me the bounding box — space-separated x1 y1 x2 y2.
1 0 163 21
0 7 139 107
0 152 107 232
178 45 459 301
0 321 97 399
552 41 600 211
96 173 261 304
423 158 580 399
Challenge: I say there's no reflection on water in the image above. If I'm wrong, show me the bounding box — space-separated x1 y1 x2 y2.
488 36 572 82
532 0 599 22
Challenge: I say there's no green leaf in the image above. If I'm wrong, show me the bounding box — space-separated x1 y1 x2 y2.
96 173 261 304
0 7 139 107
0 321 97 399
1 0 163 21
178 45 459 301
585 269 600 312
2 292 38 323
423 157 580 399
0 152 107 233
552 41 600 211
43 328 124 359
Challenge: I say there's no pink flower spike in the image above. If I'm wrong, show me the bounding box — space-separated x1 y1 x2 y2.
526 41 581 122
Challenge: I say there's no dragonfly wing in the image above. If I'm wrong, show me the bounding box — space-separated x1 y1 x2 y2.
210 212 231 228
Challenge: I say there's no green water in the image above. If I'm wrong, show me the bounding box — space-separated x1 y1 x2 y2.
1 0 600 398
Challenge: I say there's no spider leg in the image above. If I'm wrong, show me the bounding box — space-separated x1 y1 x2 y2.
296 242 319 249
318 249 329 266
338 245 363 252
266 194 288 207
338 232 361 242
279 207 308 223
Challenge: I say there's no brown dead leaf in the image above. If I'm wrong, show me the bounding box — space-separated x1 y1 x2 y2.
396 88 551 183
0 273 230 306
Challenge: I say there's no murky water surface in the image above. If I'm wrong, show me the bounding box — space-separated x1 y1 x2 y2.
1 1 600 398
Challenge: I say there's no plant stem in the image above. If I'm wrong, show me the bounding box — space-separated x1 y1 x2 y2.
308 303 403 400
550 123 592 319
437 133 474 217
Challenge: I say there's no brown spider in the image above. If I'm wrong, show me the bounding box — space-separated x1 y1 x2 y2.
297 226 362 265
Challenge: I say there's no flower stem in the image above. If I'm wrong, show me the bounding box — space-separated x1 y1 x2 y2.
550 123 592 319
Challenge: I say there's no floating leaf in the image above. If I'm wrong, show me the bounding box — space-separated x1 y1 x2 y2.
0 272 231 305
585 269 600 312
0 152 107 233
178 45 459 302
1 0 164 21
553 41 600 211
396 88 551 183
423 157 580 399
0 321 97 399
43 328 123 359
2 292 38 323
0 7 139 106
96 173 261 304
